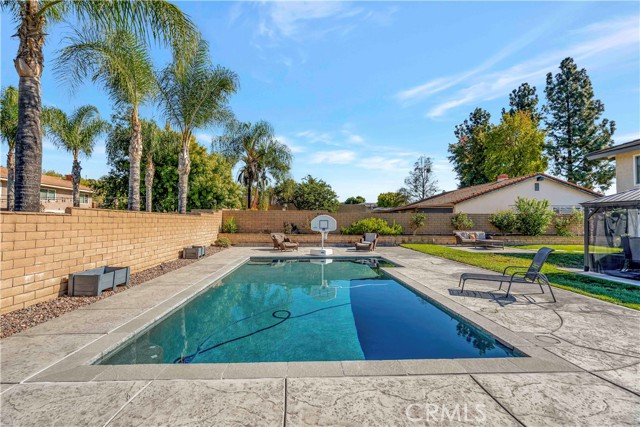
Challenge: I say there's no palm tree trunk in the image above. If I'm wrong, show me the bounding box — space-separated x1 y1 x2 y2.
177 134 191 214
72 154 81 208
246 182 252 210
13 0 45 212
128 105 142 211
6 148 15 210
145 154 155 212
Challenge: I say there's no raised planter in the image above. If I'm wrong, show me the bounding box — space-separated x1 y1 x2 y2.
183 245 206 259
69 266 130 296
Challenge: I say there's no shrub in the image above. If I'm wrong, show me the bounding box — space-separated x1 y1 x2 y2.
410 213 427 235
514 197 554 236
341 217 403 235
554 209 584 237
215 237 232 248
489 210 517 235
451 212 474 230
222 217 238 233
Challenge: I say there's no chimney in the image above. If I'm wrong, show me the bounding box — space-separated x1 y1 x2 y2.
65 175 73 181
497 174 509 182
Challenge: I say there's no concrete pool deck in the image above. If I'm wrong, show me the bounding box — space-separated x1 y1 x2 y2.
1 246 639 426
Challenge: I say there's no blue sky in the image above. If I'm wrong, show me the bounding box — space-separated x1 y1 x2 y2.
2 1 639 201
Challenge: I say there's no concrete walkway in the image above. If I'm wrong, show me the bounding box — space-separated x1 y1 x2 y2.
1 246 639 426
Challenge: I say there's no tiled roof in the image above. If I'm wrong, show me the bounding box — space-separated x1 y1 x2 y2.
392 173 602 211
0 167 93 193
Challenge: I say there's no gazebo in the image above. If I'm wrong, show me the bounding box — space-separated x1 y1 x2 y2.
581 188 640 279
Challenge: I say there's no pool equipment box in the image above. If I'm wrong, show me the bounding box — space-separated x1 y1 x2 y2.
310 215 337 256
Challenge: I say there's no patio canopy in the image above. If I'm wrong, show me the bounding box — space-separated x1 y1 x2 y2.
581 188 640 209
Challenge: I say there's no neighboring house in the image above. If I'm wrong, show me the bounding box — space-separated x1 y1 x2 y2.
586 138 640 193
0 167 94 213
391 173 601 214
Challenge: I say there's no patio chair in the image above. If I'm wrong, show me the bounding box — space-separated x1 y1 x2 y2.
458 247 556 301
271 233 299 251
356 233 378 251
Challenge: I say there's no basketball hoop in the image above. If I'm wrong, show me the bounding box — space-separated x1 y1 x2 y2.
310 215 337 256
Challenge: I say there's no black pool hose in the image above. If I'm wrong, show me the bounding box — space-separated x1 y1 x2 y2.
174 302 351 363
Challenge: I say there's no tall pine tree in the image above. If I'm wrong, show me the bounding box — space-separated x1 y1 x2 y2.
502 82 542 124
448 108 492 187
544 57 615 192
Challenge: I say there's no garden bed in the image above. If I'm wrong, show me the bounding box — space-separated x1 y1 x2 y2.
0 245 226 339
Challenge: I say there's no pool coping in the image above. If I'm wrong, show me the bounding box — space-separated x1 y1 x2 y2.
23 251 583 383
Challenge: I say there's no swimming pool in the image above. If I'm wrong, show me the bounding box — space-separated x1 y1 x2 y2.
98 258 522 365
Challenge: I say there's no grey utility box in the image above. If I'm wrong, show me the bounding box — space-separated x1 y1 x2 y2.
69 266 130 296
183 245 206 259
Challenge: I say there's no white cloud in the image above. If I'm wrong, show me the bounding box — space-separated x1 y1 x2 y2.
614 132 640 144
396 15 639 118
253 1 396 45
355 156 409 173
276 135 305 154
309 150 356 164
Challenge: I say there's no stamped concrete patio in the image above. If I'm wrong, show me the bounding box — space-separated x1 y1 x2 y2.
1 246 639 426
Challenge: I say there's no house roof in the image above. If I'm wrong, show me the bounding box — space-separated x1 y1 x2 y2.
586 139 640 161
0 167 94 193
581 188 640 208
391 173 602 212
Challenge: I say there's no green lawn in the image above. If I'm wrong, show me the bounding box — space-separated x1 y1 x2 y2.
514 244 622 254
401 244 640 310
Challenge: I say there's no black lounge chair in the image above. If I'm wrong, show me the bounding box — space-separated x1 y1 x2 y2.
458 247 556 301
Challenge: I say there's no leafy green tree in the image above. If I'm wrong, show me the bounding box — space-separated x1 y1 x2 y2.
482 111 547 181
401 156 439 202
152 139 242 212
448 108 493 187
410 213 426 235
341 218 403 235
544 57 616 192
377 192 408 208
42 105 109 207
291 175 339 211
0 86 18 210
345 196 365 204
272 177 297 206
157 41 239 213
215 120 292 209
451 212 474 230
1 0 198 212
502 82 542 124
56 29 157 211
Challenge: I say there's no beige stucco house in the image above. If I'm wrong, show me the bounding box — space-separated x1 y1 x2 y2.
0 167 94 213
392 173 601 214
586 138 640 193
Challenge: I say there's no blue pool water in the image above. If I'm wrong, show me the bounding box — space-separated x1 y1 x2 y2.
99 258 521 364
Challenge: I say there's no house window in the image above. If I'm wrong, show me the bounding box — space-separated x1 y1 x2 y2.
534 183 540 191
635 155 640 186
39 189 56 201
80 194 89 204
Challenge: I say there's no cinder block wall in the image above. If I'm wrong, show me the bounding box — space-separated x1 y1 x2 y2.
0 208 222 314
221 210 581 236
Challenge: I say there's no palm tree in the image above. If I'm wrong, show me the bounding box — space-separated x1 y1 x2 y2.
1 0 198 212
42 105 109 207
156 41 238 214
215 120 292 209
0 86 19 210
56 29 157 211
140 119 165 212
